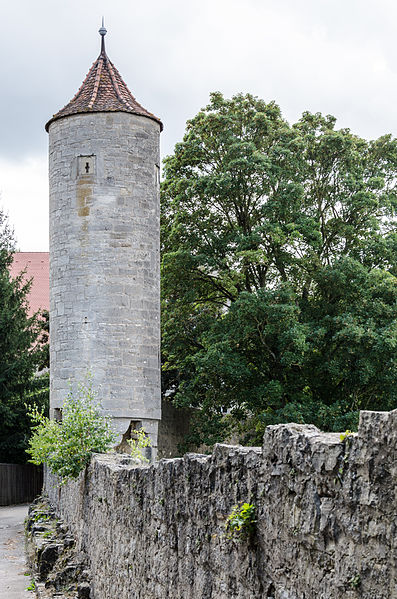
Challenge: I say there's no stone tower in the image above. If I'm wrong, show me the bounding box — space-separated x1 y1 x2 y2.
46 24 162 450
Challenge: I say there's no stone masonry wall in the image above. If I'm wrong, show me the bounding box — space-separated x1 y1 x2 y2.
46 409 397 599
157 399 192 459
49 112 161 444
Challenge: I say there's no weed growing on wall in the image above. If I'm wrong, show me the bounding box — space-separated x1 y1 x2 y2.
127 428 152 462
339 430 353 442
225 502 256 541
335 429 354 485
25 577 36 592
26 378 116 482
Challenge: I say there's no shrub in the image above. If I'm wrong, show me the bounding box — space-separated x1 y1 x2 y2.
27 378 116 482
127 427 152 462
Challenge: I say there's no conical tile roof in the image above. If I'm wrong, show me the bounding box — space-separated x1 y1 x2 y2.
45 40 162 132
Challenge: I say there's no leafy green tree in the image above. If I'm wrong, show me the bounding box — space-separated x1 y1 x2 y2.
0 209 49 463
161 92 397 446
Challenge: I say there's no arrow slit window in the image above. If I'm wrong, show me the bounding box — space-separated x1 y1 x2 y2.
78 155 96 177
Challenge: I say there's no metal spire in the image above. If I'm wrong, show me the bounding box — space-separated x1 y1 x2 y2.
99 17 107 54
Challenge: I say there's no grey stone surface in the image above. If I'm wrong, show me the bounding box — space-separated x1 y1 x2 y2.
45 410 397 599
157 399 193 459
48 111 161 446
25 498 91 598
0 504 34 599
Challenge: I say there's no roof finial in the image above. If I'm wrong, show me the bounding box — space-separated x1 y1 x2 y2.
99 17 107 54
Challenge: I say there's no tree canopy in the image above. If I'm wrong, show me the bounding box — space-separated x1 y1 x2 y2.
161 92 397 447
0 209 48 463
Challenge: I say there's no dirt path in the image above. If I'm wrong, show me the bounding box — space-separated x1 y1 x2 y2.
0 504 34 598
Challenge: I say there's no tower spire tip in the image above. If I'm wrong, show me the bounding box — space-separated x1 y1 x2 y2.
99 17 107 54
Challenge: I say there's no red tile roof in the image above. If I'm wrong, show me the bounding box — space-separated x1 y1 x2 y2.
10 253 49 318
45 47 162 132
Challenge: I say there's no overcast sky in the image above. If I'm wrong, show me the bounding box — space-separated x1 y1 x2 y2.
1 0 397 250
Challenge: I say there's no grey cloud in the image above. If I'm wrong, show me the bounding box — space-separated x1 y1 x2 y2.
1 0 397 164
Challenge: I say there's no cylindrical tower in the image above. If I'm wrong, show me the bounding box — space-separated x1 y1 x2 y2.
46 26 162 449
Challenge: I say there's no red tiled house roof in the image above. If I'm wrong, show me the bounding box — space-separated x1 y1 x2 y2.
45 36 162 132
10 253 49 318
